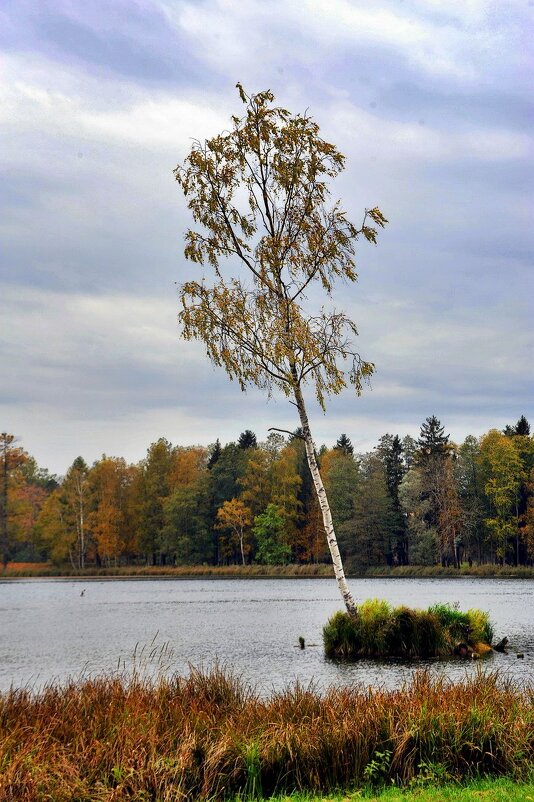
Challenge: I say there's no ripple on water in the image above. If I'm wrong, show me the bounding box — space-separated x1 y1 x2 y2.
0 576 532 693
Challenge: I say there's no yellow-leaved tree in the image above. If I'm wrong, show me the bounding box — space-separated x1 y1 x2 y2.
174 86 387 615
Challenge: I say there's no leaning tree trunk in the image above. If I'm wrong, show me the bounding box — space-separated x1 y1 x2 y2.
293 383 357 617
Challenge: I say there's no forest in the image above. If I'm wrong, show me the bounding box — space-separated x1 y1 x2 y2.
1 415 533 571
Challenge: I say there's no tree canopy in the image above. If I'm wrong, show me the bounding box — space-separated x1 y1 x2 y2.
174 85 386 410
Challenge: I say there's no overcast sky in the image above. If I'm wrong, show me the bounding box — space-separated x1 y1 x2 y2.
1 0 533 475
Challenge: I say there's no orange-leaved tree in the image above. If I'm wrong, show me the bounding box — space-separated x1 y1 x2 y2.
0 433 28 568
216 497 253 565
175 86 387 615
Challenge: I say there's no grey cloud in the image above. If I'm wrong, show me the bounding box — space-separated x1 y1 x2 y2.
1 0 532 472
1 0 209 87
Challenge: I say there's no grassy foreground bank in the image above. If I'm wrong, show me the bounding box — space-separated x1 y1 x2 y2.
1 668 532 801
257 778 534 801
3 562 534 579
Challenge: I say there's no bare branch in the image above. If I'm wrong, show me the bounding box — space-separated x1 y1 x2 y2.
268 427 304 440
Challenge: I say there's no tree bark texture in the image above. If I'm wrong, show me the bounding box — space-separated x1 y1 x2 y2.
293 384 358 617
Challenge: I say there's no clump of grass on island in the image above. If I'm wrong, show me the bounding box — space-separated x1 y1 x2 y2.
323 600 494 659
0 666 532 801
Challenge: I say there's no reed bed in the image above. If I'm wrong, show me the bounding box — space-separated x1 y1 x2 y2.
0 667 532 801
1 563 334 578
3 562 534 579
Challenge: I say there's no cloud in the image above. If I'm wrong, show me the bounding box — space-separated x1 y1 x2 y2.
1 0 532 472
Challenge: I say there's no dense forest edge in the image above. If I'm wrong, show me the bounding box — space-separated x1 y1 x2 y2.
1 666 532 801
1 414 533 574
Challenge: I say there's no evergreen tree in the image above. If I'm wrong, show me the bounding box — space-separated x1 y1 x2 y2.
334 433 354 456
209 443 249 509
376 434 408 564
415 417 460 565
401 435 418 470
341 454 395 568
238 430 257 449
515 416 530 436
417 416 449 459
502 417 530 437
207 439 222 470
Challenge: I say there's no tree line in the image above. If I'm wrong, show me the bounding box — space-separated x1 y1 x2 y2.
1 415 533 570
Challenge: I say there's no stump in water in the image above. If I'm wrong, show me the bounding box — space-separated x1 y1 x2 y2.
493 637 509 653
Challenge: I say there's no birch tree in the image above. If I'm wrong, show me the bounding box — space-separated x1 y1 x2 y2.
174 86 387 615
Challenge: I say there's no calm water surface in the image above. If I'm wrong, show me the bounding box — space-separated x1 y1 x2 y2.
0 577 532 693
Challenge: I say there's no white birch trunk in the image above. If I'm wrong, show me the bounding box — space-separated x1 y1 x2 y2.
239 527 246 566
293 384 358 617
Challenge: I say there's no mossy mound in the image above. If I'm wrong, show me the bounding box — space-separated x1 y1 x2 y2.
323 599 494 659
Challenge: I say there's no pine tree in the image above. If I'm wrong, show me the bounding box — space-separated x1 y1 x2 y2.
207 439 222 470
334 433 354 456
376 434 408 564
502 417 531 437
417 416 449 459
515 416 530 436
415 418 459 565
402 435 418 470
238 430 258 449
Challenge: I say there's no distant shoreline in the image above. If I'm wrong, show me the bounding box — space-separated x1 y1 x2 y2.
2 563 533 580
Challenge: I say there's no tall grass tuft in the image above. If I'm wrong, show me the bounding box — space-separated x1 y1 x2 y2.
323 602 494 659
0 667 532 800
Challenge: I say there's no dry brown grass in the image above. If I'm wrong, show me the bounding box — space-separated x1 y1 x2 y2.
3 562 534 579
0 667 532 801
0 563 335 579
1 562 54 575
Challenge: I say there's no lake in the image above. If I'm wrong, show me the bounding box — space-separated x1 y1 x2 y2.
0 576 532 693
